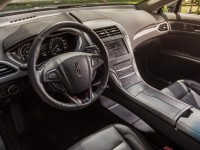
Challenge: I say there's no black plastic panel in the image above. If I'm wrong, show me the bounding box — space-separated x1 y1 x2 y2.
170 22 200 34
3 13 76 50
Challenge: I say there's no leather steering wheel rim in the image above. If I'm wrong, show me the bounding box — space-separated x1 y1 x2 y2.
28 21 110 111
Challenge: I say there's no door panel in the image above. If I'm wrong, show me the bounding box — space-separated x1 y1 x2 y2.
148 12 200 84
150 33 200 83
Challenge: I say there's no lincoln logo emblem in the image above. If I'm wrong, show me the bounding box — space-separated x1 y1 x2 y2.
74 61 81 77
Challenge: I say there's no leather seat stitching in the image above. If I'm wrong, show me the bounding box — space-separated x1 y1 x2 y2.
136 96 174 118
180 89 200 108
112 141 125 150
111 126 127 150
179 90 191 100
113 125 149 149
179 121 200 136
188 90 200 108
124 134 146 150
113 125 146 149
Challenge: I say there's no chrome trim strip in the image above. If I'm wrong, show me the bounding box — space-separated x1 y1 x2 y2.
118 72 135 80
133 22 169 40
116 65 133 72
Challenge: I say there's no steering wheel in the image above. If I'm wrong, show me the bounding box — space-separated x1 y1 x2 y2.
28 22 110 111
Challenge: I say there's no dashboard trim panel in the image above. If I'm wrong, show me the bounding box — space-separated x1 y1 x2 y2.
0 61 19 80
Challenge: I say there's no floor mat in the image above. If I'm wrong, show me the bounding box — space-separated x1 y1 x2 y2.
18 98 115 150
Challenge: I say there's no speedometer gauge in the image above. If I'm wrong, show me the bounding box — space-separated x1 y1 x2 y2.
18 42 32 61
49 37 68 54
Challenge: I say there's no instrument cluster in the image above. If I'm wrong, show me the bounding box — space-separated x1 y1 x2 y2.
8 31 80 64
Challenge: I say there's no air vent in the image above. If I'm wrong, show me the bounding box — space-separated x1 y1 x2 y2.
94 26 122 39
0 63 17 78
158 23 168 32
10 16 36 23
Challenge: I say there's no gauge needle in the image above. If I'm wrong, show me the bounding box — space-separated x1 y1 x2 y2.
53 44 59 51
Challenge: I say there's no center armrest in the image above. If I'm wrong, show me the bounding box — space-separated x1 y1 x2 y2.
176 108 200 142
126 82 191 125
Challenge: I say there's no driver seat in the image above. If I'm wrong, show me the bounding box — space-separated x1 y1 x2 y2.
68 124 152 150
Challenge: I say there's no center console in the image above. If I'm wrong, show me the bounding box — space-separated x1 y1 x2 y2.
103 35 139 89
100 24 200 147
82 18 139 89
83 18 191 124
84 20 191 126
89 25 140 91
104 39 128 59
70 10 200 148
101 26 191 125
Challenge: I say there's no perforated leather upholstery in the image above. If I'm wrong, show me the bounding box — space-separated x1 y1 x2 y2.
68 124 152 150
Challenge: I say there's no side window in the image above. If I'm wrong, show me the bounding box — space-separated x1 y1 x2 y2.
180 0 200 14
162 0 200 14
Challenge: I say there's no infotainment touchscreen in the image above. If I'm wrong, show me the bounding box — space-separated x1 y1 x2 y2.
104 39 129 59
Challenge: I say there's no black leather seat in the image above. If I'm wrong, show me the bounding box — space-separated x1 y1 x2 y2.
68 124 152 150
162 80 200 109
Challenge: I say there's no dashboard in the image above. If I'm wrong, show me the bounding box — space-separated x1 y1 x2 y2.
0 6 167 97
1 5 200 148
6 30 81 64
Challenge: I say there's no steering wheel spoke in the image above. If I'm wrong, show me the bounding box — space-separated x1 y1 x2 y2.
36 59 56 83
62 92 83 106
86 85 93 100
61 86 95 106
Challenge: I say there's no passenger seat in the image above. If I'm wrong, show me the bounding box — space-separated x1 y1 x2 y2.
161 80 200 109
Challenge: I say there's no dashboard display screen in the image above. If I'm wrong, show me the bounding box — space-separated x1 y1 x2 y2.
104 39 128 59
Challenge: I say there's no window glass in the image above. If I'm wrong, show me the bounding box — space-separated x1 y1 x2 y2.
180 0 200 14
162 0 200 14
162 1 178 12
2 0 145 12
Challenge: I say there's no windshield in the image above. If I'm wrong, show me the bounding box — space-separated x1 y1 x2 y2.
1 0 145 12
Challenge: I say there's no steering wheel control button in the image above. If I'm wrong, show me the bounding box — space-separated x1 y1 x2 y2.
47 69 60 80
85 46 100 54
92 58 101 67
82 98 90 104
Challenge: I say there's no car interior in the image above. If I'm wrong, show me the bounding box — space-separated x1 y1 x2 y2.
0 0 200 150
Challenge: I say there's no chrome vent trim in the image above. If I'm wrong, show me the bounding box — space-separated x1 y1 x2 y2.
158 23 169 32
0 62 17 78
94 26 122 39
